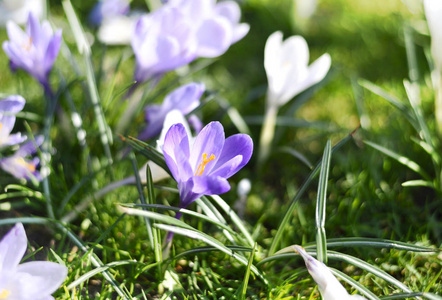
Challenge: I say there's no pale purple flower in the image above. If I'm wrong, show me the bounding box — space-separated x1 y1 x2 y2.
139 82 205 140
293 246 367 300
0 136 43 181
3 12 62 91
131 0 249 82
0 223 68 299
0 95 27 148
163 121 253 210
89 0 130 26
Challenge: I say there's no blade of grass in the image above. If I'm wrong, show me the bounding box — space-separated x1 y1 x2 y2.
331 268 379 300
364 140 431 180
304 238 440 252
239 242 257 300
154 223 268 284
359 79 419 130
210 195 255 247
62 0 114 169
269 132 352 255
315 140 331 264
129 153 154 247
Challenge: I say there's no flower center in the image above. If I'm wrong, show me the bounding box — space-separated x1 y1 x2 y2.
0 289 10 299
195 153 215 176
15 157 36 172
22 37 32 51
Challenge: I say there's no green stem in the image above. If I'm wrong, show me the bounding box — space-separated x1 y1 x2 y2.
257 104 279 166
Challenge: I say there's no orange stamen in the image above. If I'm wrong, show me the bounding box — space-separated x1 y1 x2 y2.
15 157 36 172
195 153 215 176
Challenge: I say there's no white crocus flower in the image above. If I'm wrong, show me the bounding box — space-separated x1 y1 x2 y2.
293 245 367 300
264 31 331 108
259 31 331 163
0 0 44 26
423 0 442 134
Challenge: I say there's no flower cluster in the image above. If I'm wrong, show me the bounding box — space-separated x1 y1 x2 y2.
132 0 249 82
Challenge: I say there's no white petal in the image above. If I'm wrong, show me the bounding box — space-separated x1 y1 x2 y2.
0 223 27 271
424 0 442 70
293 245 356 300
13 261 67 298
98 15 138 45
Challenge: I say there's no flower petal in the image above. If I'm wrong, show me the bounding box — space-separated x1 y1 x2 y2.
293 245 361 300
189 121 225 174
192 175 231 195
163 123 192 182
0 223 27 271
0 95 25 113
195 17 232 57
162 82 204 115
211 133 253 178
14 261 67 298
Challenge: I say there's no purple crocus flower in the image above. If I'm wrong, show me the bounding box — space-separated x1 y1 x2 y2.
0 136 43 181
89 0 130 26
138 82 205 141
131 0 249 83
163 121 253 211
0 95 27 148
2 12 62 92
0 223 68 299
131 7 197 83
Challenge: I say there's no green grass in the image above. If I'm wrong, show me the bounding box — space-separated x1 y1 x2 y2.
0 0 441 299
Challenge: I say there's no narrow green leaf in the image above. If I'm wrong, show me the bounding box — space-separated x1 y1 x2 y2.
315 140 331 263
269 133 352 255
67 260 140 289
331 268 380 300
359 79 419 130
364 140 430 180
239 242 257 300
210 195 255 247
307 237 440 252
154 224 268 285
122 136 171 176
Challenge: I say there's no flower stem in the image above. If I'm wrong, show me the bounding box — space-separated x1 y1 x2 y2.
257 104 279 166
42 82 56 219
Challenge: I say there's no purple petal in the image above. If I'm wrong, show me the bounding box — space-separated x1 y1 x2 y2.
210 133 253 178
0 223 27 271
15 261 68 298
16 135 43 156
162 82 204 114
215 1 241 24
178 179 198 208
187 114 203 133
0 95 26 113
43 29 62 73
189 121 225 174
192 175 231 195
0 156 41 181
163 123 191 182
26 12 41 46
196 17 232 58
